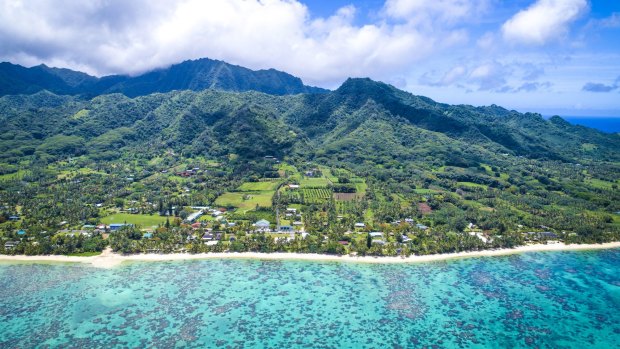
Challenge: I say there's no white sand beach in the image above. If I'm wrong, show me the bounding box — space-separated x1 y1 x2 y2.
1 242 619 268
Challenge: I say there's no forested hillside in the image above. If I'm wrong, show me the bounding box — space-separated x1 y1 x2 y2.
0 62 618 256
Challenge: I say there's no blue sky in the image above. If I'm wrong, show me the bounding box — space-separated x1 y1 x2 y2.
0 0 618 116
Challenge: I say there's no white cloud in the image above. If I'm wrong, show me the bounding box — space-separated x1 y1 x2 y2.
383 0 489 25
0 0 471 87
501 0 587 45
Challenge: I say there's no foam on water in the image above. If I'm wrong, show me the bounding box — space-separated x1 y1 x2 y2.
1 249 619 348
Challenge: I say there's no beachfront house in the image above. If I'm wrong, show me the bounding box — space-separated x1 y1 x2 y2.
4 241 20 250
202 233 214 241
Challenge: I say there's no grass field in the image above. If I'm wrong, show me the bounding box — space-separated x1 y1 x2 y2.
57 167 105 180
413 188 440 194
215 192 273 211
101 213 168 227
457 182 488 189
300 177 331 187
0 170 29 181
354 180 367 196
237 181 280 191
585 178 617 190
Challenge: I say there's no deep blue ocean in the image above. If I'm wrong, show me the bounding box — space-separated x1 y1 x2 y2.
1 249 619 348
557 116 620 133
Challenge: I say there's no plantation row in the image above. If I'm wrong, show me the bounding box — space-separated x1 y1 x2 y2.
302 188 332 204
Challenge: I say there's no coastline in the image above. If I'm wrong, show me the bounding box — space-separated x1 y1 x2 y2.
1 242 619 268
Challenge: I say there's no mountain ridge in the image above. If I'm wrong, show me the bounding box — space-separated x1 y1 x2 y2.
0 58 328 98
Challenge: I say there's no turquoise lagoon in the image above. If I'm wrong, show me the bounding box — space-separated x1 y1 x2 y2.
1 249 619 348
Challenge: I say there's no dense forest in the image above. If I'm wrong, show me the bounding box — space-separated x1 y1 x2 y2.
0 60 618 256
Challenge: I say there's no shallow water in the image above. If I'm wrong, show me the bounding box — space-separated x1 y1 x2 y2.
1 250 619 348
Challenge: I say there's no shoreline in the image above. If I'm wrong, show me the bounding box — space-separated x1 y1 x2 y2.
1 242 619 268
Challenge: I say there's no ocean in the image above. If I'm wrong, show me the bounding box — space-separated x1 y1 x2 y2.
557 116 620 133
1 249 619 348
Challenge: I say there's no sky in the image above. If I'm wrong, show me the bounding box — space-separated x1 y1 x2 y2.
0 0 619 116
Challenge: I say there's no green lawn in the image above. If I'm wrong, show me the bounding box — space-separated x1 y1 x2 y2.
354 181 367 196
0 170 29 181
585 178 617 190
237 181 280 191
101 213 168 227
457 182 488 189
67 251 102 257
215 192 273 211
319 166 338 183
300 177 331 187
413 188 439 194
58 167 105 180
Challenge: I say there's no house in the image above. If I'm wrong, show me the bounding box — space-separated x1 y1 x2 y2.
177 170 194 177
539 231 558 239
109 223 132 231
286 208 297 213
292 221 303 226
58 229 89 237
4 241 20 250
401 235 411 242
202 233 214 240
416 224 428 230
255 219 270 231
354 222 366 228
288 184 300 189
404 218 414 224
8 215 20 221
186 211 203 223
279 225 294 233
369 232 383 238
191 222 202 229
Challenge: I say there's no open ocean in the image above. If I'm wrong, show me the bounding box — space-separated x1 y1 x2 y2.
1 249 619 348
557 116 620 133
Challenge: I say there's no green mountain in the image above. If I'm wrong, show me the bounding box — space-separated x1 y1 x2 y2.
0 58 326 98
0 66 618 255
